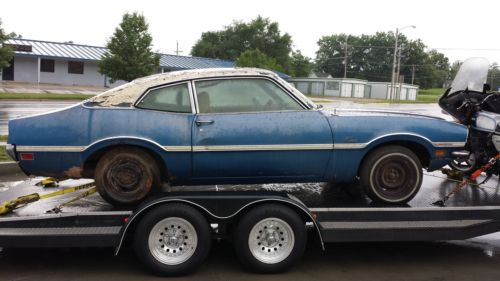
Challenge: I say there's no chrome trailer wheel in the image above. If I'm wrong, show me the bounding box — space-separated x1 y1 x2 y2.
148 217 198 266
248 218 295 265
134 204 211 276
234 204 306 273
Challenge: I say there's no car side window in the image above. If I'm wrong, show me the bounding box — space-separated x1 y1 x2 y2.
137 83 192 113
195 78 303 113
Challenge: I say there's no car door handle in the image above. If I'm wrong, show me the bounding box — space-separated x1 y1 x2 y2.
195 120 215 126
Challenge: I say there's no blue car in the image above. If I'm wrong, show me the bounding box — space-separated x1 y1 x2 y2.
6 68 467 205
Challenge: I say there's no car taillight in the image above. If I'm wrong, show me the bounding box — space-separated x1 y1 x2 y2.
20 153 34 161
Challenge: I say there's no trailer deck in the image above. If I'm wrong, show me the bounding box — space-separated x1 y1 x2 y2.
0 171 500 248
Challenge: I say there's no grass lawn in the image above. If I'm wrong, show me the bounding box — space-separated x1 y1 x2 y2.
415 88 444 103
0 146 10 162
0 92 93 100
0 135 9 162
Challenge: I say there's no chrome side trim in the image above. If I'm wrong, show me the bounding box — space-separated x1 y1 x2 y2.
16 146 86 152
15 141 465 153
163 146 192 152
192 143 333 152
333 143 366 149
432 142 466 148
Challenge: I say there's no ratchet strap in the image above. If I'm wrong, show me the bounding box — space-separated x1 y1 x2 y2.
433 153 500 206
0 181 95 216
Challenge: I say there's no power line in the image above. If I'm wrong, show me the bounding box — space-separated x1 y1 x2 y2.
320 44 500 52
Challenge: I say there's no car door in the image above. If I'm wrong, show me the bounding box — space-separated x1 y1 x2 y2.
134 82 195 182
191 77 333 182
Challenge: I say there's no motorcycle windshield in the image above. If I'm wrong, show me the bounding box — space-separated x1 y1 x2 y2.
451 57 489 93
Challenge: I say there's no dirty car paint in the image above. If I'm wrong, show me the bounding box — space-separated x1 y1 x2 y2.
7 68 468 186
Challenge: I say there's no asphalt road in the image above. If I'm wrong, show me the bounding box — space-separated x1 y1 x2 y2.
1 239 500 281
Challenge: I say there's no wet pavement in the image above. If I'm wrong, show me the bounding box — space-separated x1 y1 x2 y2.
0 100 79 135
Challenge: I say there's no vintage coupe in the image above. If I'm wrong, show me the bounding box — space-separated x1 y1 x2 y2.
6 68 467 205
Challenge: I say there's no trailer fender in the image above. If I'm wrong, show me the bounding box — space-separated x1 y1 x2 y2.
115 196 324 255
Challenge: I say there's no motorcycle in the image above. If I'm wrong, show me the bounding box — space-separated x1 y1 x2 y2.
439 57 500 182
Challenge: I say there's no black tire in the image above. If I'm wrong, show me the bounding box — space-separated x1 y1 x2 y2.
95 147 160 206
234 204 307 273
360 145 423 204
133 204 211 276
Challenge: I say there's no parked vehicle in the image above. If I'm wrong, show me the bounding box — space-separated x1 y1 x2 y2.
439 57 500 178
6 68 467 205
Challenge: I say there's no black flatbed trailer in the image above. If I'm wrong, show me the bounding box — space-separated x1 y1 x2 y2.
1 173 500 275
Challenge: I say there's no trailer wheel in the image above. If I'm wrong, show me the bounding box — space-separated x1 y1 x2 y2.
360 145 422 204
133 204 211 276
95 147 159 206
234 204 306 273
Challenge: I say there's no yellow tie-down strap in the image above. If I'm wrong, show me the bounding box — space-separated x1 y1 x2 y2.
0 181 95 216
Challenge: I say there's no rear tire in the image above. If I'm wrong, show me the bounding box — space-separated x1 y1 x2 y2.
360 145 422 204
134 204 211 276
95 147 160 206
233 204 307 273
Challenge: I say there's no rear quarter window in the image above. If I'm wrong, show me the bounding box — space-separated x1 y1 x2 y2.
137 83 192 113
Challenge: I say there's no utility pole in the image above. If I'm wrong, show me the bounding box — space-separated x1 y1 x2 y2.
390 29 399 100
411 64 415 85
174 41 183 56
396 45 404 100
343 37 348 78
390 25 415 99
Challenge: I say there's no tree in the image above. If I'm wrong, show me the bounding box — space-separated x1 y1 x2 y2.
489 62 500 90
236 49 281 71
0 19 14 69
315 32 450 88
98 12 160 83
191 16 292 72
289 50 313 77
449 60 462 80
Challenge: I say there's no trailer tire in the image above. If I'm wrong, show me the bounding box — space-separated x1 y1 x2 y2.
133 203 211 276
95 147 159 206
360 145 422 204
234 204 306 273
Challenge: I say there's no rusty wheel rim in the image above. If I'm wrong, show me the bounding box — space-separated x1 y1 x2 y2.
370 153 420 202
106 158 151 200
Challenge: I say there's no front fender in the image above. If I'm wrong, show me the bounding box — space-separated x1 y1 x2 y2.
363 133 436 153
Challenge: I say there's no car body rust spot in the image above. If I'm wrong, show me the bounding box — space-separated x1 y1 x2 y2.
64 166 83 178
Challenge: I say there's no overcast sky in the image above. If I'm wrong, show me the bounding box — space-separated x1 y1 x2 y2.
2 0 499 64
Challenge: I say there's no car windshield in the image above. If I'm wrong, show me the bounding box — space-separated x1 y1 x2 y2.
450 57 489 93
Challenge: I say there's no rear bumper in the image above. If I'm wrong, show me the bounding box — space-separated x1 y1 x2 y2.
5 144 17 161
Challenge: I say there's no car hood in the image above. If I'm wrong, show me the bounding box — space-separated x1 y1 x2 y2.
321 108 446 121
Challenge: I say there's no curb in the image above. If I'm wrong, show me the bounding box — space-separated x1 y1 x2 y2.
0 162 23 177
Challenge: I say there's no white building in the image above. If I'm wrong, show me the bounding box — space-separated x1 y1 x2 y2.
289 77 368 98
289 76 419 101
0 38 234 87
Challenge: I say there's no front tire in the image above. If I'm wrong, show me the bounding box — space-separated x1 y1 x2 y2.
95 147 160 206
134 204 211 276
233 204 307 273
360 145 423 204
